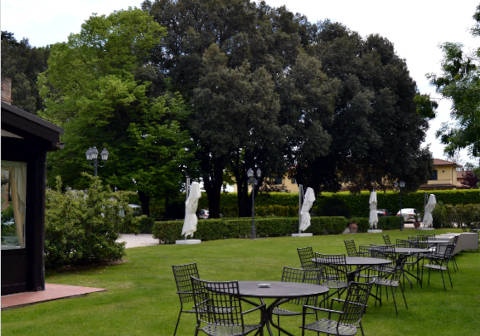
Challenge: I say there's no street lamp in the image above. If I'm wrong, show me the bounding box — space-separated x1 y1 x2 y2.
85 146 109 176
247 167 261 239
394 180 406 231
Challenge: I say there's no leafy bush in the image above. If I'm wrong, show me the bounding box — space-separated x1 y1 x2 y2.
433 202 480 229
153 216 349 243
377 216 402 230
44 175 126 269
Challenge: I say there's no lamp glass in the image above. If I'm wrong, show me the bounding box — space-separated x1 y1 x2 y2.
101 148 109 161
247 168 254 178
256 168 261 177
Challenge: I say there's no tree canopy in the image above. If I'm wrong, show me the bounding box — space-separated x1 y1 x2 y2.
38 9 192 215
429 4 480 158
1 31 49 113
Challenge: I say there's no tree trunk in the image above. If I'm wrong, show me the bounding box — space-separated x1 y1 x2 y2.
138 191 150 216
201 155 225 218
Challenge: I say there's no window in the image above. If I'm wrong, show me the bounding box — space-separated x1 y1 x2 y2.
1 161 27 249
431 170 438 180
274 177 283 185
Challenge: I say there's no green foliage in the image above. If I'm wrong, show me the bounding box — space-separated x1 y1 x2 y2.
38 9 192 215
377 216 403 230
1 31 49 112
429 6 480 157
190 189 480 220
152 216 349 243
44 175 126 269
432 202 480 229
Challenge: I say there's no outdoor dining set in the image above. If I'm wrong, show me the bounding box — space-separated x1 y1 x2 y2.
171 233 463 336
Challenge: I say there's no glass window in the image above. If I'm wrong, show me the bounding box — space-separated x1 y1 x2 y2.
430 170 438 180
1 161 27 250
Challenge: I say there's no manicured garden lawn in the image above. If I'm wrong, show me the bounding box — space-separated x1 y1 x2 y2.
2 229 479 335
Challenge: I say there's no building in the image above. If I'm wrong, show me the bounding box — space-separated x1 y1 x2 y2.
419 158 463 190
1 92 63 294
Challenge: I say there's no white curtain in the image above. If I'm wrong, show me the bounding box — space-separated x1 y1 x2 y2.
2 161 27 247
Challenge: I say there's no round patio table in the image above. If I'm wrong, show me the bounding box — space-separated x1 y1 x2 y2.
237 281 329 336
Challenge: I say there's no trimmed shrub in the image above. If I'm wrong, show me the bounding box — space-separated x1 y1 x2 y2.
152 216 349 243
377 216 402 230
44 175 126 269
350 217 370 232
432 202 480 229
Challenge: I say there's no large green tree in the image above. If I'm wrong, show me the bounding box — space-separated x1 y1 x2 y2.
429 5 480 158
303 22 434 191
1 31 49 112
38 9 192 215
144 0 314 216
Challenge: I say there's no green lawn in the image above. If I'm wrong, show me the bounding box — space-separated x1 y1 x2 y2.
2 229 479 336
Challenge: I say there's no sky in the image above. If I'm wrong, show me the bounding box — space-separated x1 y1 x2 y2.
2 0 479 165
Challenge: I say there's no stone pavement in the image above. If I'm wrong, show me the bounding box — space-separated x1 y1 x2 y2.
116 234 159 248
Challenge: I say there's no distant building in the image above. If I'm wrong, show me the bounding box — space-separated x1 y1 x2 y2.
419 159 464 190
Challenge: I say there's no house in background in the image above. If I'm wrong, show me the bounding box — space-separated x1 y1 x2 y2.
419 158 464 190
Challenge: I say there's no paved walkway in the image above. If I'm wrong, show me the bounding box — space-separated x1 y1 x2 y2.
116 234 159 248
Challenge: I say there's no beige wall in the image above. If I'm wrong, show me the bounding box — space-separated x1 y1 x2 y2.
428 165 461 186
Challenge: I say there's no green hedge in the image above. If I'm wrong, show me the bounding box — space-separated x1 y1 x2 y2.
153 216 386 243
192 189 480 218
433 203 480 229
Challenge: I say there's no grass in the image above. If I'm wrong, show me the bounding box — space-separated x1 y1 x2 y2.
2 229 479 335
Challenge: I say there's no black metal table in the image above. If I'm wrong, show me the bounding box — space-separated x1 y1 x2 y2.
313 256 392 282
237 281 329 336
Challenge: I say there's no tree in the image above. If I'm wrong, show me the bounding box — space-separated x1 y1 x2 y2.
192 45 282 216
429 5 480 158
144 0 307 216
305 22 434 192
38 9 192 215
1 31 49 112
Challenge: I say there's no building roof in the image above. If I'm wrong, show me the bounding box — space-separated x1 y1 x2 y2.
1 102 63 150
432 158 459 167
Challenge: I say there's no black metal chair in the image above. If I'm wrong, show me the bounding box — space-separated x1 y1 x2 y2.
421 244 455 290
344 240 368 257
301 282 373 336
190 276 265 336
272 266 325 335
172 262 200 336
298 247 318 269
314 253 349 301
382 234 392 245
371 254 409 315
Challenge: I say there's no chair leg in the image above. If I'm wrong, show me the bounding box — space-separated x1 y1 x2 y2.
359 321 365 336
440 268 446 290
391 286 398 315
400 283 408 310
173 309 183 336
447 268 453 288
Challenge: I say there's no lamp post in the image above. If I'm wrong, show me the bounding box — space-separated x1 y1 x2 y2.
85 146 109 176
394 180 406 231
247 168 261 239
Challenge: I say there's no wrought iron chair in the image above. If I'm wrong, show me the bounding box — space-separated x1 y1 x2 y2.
298 247 318 269
190 277 265 336
301 281 373 336
344 240 369 257
314 253 349 301
371 254 409 315
172 262 200 336
421 244 455 290
272 266 325 335
382 234 392 245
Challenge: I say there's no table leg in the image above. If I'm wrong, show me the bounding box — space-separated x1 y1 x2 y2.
264 298 296 336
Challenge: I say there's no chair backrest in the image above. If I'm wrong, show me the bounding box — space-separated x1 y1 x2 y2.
315 253 348 282
281 266 324 305
344 240 358 257
443 244 456 259
370 245 395 260
191 277 245 330
297 247 316 269
172 262 199 304
382 234 392 245
338 282 372 327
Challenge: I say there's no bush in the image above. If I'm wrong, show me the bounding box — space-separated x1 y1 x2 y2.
377 216 402 230
152 216 349 243
432 202 480 229
44 175 126 269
